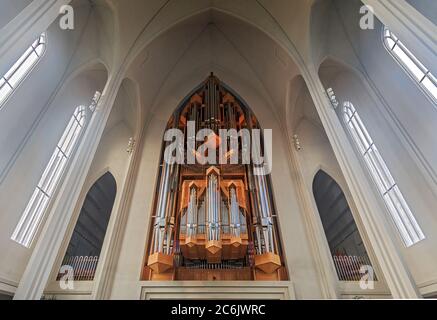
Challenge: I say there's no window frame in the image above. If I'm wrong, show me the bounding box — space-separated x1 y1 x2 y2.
343 101 425 247
0 33 47 109
382 26 437 106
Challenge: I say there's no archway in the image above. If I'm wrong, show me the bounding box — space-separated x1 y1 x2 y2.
313 170 375 282
58 172 117 281
142 74 287 281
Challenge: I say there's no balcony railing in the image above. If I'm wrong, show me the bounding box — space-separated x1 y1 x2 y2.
333 255 376 282
57 256 99 281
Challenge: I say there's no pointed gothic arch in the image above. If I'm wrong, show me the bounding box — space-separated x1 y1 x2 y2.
141 74 287 281
58 171 117 281
312 170 375 282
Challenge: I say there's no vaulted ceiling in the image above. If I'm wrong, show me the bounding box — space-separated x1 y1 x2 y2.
125 9 301 125
80 0 328 130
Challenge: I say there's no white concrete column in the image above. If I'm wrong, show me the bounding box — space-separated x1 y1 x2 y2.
302 65 421 299
284 132 341 299
0 0 71 76
361 0 437 70
90 121 145 300
13 70 123 300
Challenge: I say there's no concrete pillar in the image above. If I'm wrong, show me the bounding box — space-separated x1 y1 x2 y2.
302 64 421 299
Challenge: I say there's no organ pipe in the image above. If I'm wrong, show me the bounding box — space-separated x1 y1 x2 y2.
229 185 241 238
186 185 198 238
152 161 171 253
151 113 180 255
207 171 220 242
247 112 277 255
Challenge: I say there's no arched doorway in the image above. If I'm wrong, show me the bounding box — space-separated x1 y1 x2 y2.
142 74 287 281
58 172 117 281
313 170 375 282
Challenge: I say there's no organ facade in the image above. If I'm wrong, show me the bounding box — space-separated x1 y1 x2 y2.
142 75 287 281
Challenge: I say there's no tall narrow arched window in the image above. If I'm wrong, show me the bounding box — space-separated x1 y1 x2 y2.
383 27 437 104
343 102 425 247
12 92 101 248
0 33 47 108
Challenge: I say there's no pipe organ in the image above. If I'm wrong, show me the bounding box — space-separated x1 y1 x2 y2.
143 74 287 281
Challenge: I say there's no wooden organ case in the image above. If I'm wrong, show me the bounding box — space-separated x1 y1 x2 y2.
142 74 288 281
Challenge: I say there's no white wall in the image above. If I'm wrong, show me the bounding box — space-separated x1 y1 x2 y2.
406 0 437 25
311 0 437 295
0 1 114 294
0 0 33 30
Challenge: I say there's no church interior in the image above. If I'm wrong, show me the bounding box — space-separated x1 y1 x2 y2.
0 0 436 300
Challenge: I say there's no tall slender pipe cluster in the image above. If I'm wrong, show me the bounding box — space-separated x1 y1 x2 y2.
245 111 278 256
229 185 241 238
150 115 180 256
186 185 198 238
207 173 221 242
253 171 275 254
206 75 220 132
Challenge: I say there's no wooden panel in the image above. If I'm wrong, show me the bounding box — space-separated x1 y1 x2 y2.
180 233 249 260
175 268 253 281
254 267 288 281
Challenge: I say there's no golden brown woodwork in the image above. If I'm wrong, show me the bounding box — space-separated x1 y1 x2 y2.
254 253 282 274
206 166 220 177
147 253 174 274
176 268 253 281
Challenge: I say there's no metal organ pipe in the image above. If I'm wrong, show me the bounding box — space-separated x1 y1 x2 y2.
247 165 263 255
229 186 241 238
165 163 179 255
151 113 180 255
213 176 217 240
253 170 274 253
247 111 276 255
207 173 220 242
208 177 212 240
251 169 271 253
152 162 171 253
187 186 197 238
